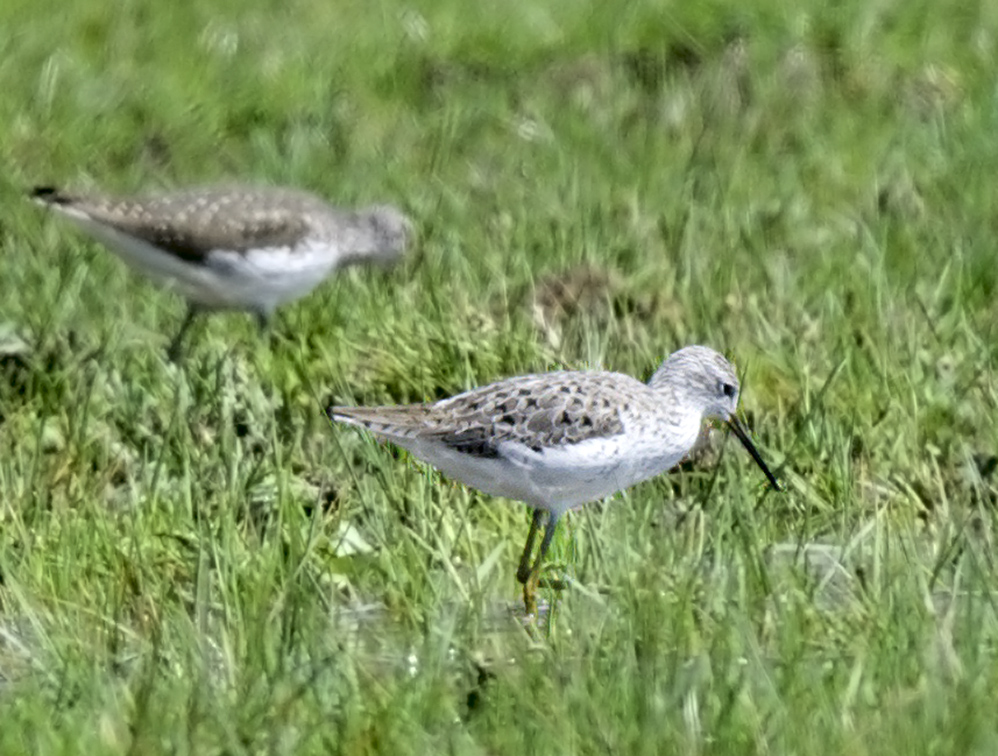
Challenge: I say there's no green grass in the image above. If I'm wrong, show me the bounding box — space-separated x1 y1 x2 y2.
1 0 997 752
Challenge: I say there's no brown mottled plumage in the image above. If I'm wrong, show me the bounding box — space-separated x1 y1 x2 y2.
334 372 633 457
32 185 408 264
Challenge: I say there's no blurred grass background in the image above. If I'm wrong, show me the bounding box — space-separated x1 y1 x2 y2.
1 0 997 753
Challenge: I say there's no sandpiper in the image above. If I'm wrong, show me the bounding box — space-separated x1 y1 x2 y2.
31 184 413 360
329 345 781 615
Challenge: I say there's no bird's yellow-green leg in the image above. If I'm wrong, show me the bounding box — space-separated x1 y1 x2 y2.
517 509 560 616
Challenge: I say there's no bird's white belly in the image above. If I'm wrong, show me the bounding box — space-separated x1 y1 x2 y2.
403 427 699 518
205 245 338 310
76 219 336 311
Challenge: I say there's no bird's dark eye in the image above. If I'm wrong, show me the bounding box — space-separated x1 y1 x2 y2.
721 382 737 398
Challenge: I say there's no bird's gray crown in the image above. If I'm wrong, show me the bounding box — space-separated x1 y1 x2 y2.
648 345 741 420
354 204 413 263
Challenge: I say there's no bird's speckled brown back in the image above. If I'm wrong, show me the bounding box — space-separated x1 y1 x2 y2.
331 371 671 458
32 185 341 261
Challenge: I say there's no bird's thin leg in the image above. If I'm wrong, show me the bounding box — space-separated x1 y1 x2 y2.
167 306 199 363
254 310 271 335
522 511 561 616
256 310 285 351
516 509 546 585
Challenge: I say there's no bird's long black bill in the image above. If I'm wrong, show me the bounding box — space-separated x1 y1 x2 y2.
727 416 781 491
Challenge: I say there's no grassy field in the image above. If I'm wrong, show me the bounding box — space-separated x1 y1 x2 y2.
1 0 997 752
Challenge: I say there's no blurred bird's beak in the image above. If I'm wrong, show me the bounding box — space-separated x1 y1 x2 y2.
727 416 781 491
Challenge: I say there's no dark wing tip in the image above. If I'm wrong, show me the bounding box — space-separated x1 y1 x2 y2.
439 430 501 459
31 186 68 203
